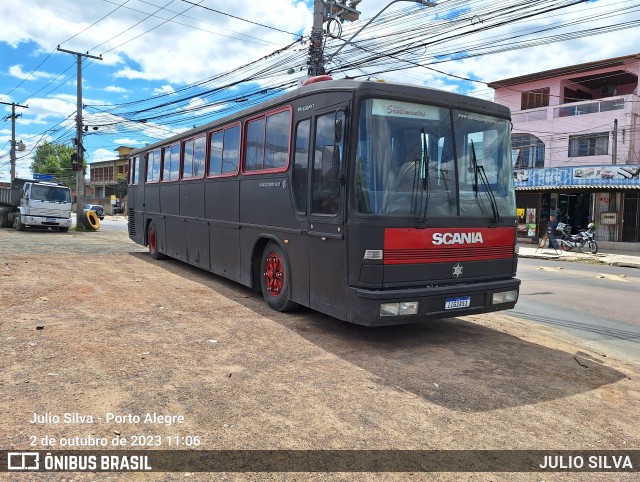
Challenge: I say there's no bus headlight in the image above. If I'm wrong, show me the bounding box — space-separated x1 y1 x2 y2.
492 290 518 305
380 301 419 317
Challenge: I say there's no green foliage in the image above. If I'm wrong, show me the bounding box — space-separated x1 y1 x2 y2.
115 175 128 198
30 142 85 187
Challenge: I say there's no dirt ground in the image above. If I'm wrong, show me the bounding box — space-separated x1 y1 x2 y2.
1 224 638 481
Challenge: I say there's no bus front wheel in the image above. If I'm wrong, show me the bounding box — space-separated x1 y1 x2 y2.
260 242 298 312
148 221 166 260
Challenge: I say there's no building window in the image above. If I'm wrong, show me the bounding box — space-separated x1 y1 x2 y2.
568 132 609 157
521 88 550 110
512 133 545 168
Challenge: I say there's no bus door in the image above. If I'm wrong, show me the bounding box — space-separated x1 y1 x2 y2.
308 105 348 320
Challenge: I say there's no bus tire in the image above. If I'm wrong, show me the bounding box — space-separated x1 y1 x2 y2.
82 210 100 230
260 242 298 312
148 221 166 260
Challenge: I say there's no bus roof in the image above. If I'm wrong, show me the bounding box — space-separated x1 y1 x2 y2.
130 79 511 156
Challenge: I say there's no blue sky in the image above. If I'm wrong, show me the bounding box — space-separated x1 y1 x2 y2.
1 0 638 182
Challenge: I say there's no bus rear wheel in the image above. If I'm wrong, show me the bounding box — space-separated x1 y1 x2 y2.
260 242 298 312
148 221 166 260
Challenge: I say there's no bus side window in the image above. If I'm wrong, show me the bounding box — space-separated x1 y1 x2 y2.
293 119 310 213
312 111 344 215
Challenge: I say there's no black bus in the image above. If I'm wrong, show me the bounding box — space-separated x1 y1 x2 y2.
127 77 520 326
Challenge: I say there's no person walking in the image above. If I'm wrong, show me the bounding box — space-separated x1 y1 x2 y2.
547 214 559 249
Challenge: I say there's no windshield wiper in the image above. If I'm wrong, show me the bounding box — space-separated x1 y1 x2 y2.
415 129 430 220
471 140 501 223
420 128 429 191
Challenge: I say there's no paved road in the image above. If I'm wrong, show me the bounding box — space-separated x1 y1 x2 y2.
513 257 640 365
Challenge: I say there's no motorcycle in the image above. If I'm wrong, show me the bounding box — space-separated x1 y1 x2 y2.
576 226 598 254
556 223 598 254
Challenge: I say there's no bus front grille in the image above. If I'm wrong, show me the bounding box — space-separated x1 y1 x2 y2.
384 245 514 264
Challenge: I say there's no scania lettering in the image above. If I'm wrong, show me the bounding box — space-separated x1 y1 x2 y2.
127 78 520 326
432 232 484 245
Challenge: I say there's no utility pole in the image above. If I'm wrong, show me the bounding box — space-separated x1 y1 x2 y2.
310 1 436 77
308 1 362 77
57 47 102 227
1 101 28 181
308 0 326 76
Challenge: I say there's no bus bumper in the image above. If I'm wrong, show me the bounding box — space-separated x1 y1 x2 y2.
348 278 521 327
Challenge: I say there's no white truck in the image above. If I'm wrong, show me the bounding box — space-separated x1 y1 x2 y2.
0 178 72 232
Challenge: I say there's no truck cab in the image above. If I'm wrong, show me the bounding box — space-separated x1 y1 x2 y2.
0 179 72 232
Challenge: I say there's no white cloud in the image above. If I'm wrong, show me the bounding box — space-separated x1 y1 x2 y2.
89 148 117 164
8 64 56 80
113 138 141 146
152 85 176 95
104 85 129 93
20 97 76 123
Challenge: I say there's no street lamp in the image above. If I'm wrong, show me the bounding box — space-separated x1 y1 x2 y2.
325 0 437 67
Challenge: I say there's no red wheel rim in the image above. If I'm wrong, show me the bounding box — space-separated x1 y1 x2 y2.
150 227 156 252
264 251 284 297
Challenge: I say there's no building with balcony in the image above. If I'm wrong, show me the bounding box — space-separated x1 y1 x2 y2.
86 146 133 211
488 53 640 247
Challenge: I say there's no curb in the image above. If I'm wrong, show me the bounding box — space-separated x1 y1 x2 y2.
518 253 640 269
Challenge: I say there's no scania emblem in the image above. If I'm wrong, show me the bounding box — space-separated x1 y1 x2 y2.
452 263 463 278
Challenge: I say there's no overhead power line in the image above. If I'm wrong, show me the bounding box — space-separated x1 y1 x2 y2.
181 0 303 38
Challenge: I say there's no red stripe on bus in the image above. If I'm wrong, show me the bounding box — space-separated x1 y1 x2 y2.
384 227 515 265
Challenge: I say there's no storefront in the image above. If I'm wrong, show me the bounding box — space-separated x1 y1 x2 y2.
514 165 640 245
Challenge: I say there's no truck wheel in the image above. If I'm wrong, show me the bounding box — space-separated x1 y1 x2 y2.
260 241 298 312
148 221 166 260
82 210 100 230
14 215 24 231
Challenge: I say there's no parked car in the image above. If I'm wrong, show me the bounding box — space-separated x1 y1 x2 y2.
83 204 105 220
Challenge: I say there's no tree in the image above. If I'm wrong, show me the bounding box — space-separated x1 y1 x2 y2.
30 142 85 187
115 174 128 198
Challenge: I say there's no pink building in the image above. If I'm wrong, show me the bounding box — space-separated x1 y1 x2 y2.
488 54 640 248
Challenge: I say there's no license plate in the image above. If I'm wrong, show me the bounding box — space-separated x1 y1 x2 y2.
46 218 58 222
444 296 471 310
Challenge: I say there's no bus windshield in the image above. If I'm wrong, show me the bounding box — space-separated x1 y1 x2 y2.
30 185 71 203
353 98 516 218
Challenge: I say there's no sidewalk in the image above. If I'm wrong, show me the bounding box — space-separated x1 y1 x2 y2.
518 242 640 269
